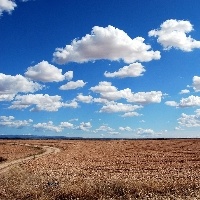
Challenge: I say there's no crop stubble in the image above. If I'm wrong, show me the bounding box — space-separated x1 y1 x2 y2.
0 139 199 199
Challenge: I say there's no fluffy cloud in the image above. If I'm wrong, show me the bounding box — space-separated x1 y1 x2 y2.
149 19 200 51
53 25 160 64
90 81 118 94
59 80 86 90
0 0 17 16
60 121 74 129
119 126 132 131
192 76 200 92
63 100 78 108
76 122 92 131
100 102 142 113
33 120 75 133
136 128 166 137
9 94 64 111
0 73 42 101
121 111 141 117
33 121 63 133
104 62 146 78
136 128 155 136
178 109 200 127
76 93 93 103
127 91 163 104
166 95 200 108
90 81 163 104
96 125 114 132
0 94 15 102
179 96 200 107
0 116 33 128
165 101 178 107
179 89 190 94
25 61 73 82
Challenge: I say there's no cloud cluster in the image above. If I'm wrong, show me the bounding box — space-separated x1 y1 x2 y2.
0 73 42 101
59 80 86 90
119 126 132 131
121 112 141 117
166 95 200 108
0 115 32 128
90 81 163 104
100 102 142 113
96 125 114 132
76 93 93 103
33 120 92 133
178 109 200 127
53 25 160 64
25 61 73 82
33 121 63 133
192 76 200 92
149 19 200 51
76 122 92 131
9 94 72 111
179 89 190 94
104 62 146 78
0 0 16 16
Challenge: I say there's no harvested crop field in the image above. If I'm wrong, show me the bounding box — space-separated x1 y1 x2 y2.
0 141 43 162
0 139 200 199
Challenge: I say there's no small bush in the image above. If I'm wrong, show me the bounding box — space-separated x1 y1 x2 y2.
0 156 7 162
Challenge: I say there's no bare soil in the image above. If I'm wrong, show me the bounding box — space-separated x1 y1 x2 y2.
0 139 199 199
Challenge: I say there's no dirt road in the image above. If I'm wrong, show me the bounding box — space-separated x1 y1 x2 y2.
0 144 60 174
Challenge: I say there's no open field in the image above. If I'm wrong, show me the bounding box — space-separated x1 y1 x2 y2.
0 139 200 199
0 141 44 162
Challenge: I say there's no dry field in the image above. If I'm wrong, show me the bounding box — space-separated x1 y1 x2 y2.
0 141 43 162
0 139 200 200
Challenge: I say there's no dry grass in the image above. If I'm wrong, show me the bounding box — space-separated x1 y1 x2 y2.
0 139 200 199
0 141 43 162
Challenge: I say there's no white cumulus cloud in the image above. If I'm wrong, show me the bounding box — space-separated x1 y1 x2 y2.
0 115 33 128
96 125 115 132
166 95 200 108
53 25 160 64
0 0 17 16
76 93 93 103
76 122 92 131
121 111 141 117
149 19 200 51
59 80 86 90
25 61 73 82
192 76 200 92
9 94 64 112
127 91 163 104
0 73 42 101
33 121 63 133
100 102 142 113
104 62 146 78
60 121 74 129
165 101 178 107
179 89 190 94
90 81 163 104
178 109 200 127
119 126 132 131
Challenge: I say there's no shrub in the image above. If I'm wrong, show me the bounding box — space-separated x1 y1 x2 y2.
0 156 7 162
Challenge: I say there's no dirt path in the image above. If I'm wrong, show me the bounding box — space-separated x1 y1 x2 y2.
0 144 60 174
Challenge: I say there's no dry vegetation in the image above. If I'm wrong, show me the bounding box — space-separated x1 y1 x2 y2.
0 141 43 162
0 139 200 199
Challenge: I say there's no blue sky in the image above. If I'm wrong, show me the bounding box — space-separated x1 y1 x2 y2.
1 0 200 138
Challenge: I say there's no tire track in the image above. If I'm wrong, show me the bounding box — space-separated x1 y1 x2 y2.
0 144 60 174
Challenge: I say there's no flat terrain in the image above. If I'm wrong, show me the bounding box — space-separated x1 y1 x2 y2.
0 139 200 199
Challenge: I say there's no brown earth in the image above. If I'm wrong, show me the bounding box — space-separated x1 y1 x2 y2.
0 141 44 162
0 139 200 199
